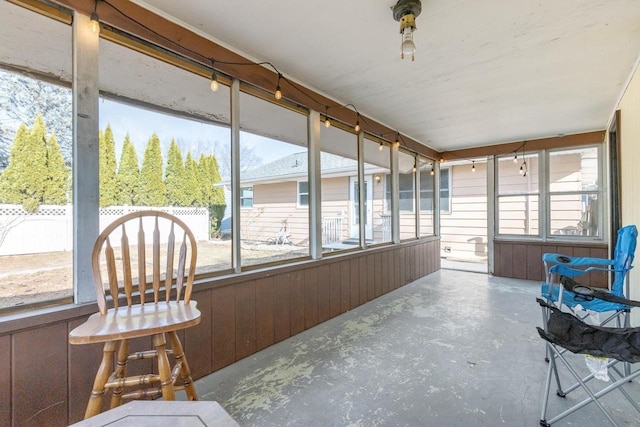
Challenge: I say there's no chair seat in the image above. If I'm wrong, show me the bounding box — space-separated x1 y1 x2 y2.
69 301 201 345
540 282 628 313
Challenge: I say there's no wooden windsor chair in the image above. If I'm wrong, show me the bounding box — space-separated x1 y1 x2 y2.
69 210 200 419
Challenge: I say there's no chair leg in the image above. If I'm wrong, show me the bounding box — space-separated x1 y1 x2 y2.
153 333 175 401
85 341 117 419
110 339 129 409
168 331 198 401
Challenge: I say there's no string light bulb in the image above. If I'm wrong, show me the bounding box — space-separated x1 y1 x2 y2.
513 153 518 163
354 114 360 133
89 11 100 34
430 169 435 176
395 132 400 149
274 73 282 100
210 59 219 92
472 161 476 172
324 107 331 128
379 141 384 151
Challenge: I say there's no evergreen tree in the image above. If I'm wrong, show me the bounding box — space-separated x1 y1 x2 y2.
136 133 166 206
0 115 49 212
0 70 72 168
43 133 69 205
99 124 119 206
165 139 187 206
198 154 226 234
117 134 139 206
183 152 201 206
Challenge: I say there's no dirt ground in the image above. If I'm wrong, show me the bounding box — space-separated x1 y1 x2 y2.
0 240 308 310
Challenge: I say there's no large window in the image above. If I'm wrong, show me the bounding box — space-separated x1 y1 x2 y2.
239 91 309 266
0 2 73 310
398 149 417 240
497 153 540 235
496 146 602 239
320 125 358 252
548 146 600 237
364 137 391 244
418 157 435 236
98 38 232 277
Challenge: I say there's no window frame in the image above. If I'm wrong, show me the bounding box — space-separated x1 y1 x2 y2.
494 145 604 242
240 186 254 208
297 180 309 208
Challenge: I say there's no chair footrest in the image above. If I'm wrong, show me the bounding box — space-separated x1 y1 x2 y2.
105 374 161 389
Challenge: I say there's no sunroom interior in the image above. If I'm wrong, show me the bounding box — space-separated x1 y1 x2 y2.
1 0 640 425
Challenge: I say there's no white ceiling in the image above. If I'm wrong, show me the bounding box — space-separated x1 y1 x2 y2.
133 0 640 153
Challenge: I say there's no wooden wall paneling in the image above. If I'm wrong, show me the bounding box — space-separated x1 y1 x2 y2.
496 243 512 277
184 289 213 380
289 271 305 335
394 250 402 289
526 244 542 281
13 322 68 426
273 273 292 343
358 256 368 305
212 285 236 371
67 319 106 423
350 258 360 309
0 335 11 426
380 252 389 294
304 268 319 329
340 260 350 313
388 250 395 291
374 253 383 297
329 264 341 318
317 264 332 323
513 245 528 279
366 254 375 301
590 247 609 288
255 276 275 352
235 280 257 361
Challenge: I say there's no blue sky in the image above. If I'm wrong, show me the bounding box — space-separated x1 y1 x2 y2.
98 98 298 167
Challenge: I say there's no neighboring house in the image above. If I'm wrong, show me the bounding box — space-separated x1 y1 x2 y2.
220 151 395 248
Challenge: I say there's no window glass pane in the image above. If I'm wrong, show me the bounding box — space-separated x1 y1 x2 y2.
418 158 434 236
364 138 391 244
498 154 539 194
498 195 539 235
497 153 539 236
549 147 599 192
0 3 73 310
321 125 358 253
440 167 451 212
240 187 253 208
298 181 309 206
239 91 308 266
98 38 232 276
550 193 599 237
398 150 416 240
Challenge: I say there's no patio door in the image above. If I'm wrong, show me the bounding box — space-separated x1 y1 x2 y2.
349 175 373 240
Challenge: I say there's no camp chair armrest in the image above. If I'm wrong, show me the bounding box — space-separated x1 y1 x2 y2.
559 275 640 307
542 252 613 268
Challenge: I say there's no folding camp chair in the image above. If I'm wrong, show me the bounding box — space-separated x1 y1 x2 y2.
537 277 640 426
540 225 637 329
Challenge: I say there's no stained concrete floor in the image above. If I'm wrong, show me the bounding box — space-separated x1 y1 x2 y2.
191 270 640 426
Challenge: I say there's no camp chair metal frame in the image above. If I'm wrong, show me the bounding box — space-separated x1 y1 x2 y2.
537 286 640 426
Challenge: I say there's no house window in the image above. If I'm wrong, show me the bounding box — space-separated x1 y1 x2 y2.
240 186 253 208
548 146 600 237
298 181 309 207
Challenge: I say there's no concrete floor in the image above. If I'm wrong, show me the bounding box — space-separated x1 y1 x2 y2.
191 270 640 426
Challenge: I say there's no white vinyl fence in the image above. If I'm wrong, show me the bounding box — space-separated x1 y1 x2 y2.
0 205 210 256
